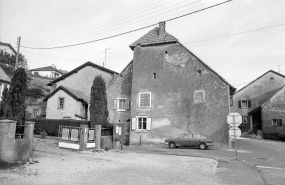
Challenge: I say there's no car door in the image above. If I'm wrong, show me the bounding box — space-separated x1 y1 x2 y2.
190 134 200 147
177 133 190 146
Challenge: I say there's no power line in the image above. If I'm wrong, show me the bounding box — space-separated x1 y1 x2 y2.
21 0 234 49
22 0 203 45
184 23 285 44
22 0 172 41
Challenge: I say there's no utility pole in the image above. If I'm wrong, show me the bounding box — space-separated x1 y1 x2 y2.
15 36 21 70
103 48 110 68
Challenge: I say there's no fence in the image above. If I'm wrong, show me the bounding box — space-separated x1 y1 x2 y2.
57 125 112 150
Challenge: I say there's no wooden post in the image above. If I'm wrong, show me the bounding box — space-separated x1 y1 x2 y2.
95 125 101 149
80 124 88 151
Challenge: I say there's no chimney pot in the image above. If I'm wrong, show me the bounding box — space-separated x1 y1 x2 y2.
159 22 165 39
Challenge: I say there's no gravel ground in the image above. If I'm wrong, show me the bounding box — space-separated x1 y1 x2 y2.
0 138 221 185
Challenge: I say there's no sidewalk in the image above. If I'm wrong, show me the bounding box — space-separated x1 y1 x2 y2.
122 145 266 185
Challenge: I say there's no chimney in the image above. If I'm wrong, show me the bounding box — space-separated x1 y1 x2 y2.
159 22 165 39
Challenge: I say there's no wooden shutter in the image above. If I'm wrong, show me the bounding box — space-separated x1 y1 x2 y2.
113 99 118 110
238 101 241 108
248 100 251 108
131 118 137 130
140 93 151 107
125 99 130 110
146 118 151 131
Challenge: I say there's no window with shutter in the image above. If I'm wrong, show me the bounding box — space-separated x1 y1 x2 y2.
240 100 250 108
131 118 137 130
114 98 130 111
58 97 65 109
139 92 151 107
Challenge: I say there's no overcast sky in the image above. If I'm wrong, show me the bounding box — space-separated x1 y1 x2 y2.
1 0 285 90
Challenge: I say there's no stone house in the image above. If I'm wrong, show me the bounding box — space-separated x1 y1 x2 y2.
230 70 285 136
44 61 118 120
261 86 285 138
107 22 236 144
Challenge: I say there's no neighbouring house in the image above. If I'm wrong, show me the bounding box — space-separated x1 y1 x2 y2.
44 62 118 120
29 65 67 79
230 70 285 137
0 66 11 100
107 22 236 144
0 41 17 55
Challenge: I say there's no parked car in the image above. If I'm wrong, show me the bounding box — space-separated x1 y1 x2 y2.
165 133 214 150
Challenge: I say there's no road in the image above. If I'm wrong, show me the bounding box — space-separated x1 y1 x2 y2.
125 138 285 185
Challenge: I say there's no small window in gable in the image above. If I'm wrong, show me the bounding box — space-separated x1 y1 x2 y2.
270 77 274 80
153 73 156 80
194 90 205 103
58 98 65 109
139 92 151 107
197 70 202 77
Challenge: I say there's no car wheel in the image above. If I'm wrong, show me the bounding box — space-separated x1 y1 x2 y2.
199 143 207 150
169 142 176 149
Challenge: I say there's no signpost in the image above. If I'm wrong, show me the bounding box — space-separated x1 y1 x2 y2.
227 113 242 160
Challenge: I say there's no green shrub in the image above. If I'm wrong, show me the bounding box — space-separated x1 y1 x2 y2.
27 119 90 136
263 132 280 140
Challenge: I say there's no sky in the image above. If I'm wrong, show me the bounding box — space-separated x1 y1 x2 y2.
1 0 285 90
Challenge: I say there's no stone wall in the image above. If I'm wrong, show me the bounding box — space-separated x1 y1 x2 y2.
262 86 285 138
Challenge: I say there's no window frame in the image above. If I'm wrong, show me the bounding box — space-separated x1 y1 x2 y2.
272 119 283 127
139 92 151 108
114 98 129 111
194 90 205 103
137 117 147 130
58 97 65 109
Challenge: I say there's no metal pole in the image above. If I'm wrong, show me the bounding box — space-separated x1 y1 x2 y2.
233 115 238 160
15 36 21 70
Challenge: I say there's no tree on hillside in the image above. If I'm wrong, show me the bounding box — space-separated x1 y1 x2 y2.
26 88 45 99
89 75 109 128
1 68 27 124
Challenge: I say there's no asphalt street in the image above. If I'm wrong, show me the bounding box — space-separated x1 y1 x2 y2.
124 138 285 185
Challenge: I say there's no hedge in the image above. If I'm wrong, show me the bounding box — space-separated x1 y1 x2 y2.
262 132 285 141
27 119 90 136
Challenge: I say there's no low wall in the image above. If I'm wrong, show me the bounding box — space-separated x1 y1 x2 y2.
0 120 34 163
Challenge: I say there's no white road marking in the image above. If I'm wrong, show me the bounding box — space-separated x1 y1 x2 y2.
256 166 285 170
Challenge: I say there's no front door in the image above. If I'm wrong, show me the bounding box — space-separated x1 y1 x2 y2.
177 133 190 146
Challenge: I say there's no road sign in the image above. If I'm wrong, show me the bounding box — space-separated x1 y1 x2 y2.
227 113 242 127
229 127 241 138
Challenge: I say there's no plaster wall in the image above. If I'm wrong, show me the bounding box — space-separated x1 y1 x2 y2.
107 63 132 124
262 86 285 136
46 90 78 119
130 43 230 144
56 66 115 96
231 72 285 116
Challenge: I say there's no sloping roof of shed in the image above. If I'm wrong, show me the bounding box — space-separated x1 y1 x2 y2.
47 61 118 86
43 86 89 103
129 27 178 50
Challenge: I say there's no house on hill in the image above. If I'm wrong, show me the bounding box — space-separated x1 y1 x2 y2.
29 65 67 79
0 66 11 101
0 41 17 55
107 22 236 144
230 70 285 138
44 61 118 120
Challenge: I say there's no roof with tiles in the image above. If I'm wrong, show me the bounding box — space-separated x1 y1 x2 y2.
129 27 178 50
43 85 89 103
0 66 11 83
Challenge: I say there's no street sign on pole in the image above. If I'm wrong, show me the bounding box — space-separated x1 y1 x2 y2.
227 112 242 160
229 127 241 138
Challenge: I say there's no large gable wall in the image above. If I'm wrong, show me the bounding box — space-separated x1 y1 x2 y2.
130 43 230 144
231 72 285 116
56 66 115 97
